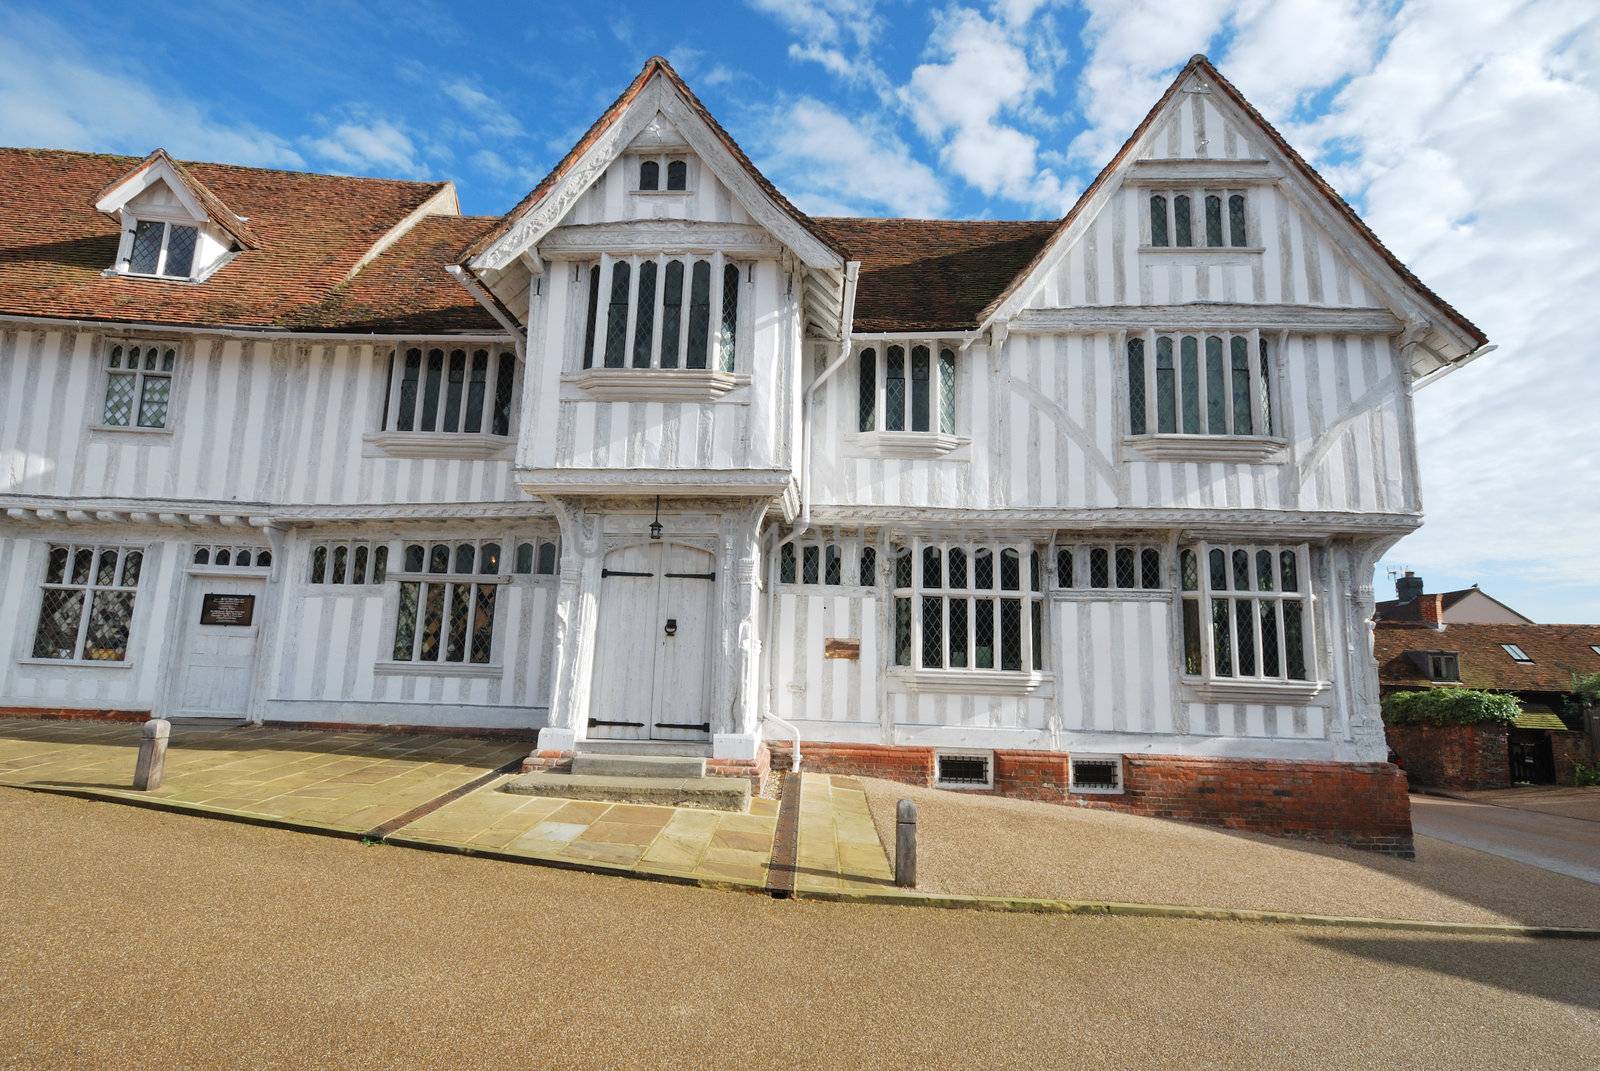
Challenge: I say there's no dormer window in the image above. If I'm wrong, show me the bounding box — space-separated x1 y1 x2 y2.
126 219 200 279
634 154 690 193
1425 652 1460 681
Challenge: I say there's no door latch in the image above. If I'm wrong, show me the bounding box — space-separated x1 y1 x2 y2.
664 618 678 636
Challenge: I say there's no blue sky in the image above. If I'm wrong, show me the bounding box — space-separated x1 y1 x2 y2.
2 0 1597 621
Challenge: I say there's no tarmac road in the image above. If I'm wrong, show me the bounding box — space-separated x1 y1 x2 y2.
2 788 1597 1071
1410 792 1600 884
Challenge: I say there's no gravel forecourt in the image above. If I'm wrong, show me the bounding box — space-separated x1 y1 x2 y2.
3 789 1597 1070
861 777 1600 928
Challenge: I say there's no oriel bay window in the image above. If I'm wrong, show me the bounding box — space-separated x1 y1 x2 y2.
892 540 1046 686
1128 331 1275 438
390 541 505 666
32 544 143 662
1179 543 1317 695
580 254 741 373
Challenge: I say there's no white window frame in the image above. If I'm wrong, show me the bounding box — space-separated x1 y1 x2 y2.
775 536 876 591
934 749 995 790
190 543 273 574
307 541 389 588
1123 329 1284 462
97 341 178 432
1144 188 1252 250
511 537 562 578
633 153 692 193
850 340 966 458
27 543 144 665
579 255 744 373
1425 652 1460 681
1053 542 1166 595
1179 541 1321 703
120 215 203 280
1068 754 1125 795
380 539 509 673
890 538 1048 694
371 344 519 458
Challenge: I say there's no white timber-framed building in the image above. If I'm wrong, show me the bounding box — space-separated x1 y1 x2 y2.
0 56 1488 848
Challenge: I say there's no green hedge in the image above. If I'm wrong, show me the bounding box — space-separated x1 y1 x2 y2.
1382 688 1520 728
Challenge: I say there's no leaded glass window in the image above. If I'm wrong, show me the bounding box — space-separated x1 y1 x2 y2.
580 256 742 373
856 342 959 437
192 544 271 571
307 541 387 585
1053 544 1164 592
101 343 177 429
718 263 739 373
1179 542 1314 683
891 539 1046 675
391 540 505 665
1145 189 1247 250
32 543 142 661
1127 331 1275 438
383 346 517 438
124 220 201 278
776 538 877 590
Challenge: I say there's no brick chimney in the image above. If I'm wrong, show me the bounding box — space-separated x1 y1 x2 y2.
1418 593 1445 627
1395 570 1423 602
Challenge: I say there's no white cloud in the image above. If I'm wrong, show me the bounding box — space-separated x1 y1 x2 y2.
0 11 303 167
757 99 949 217
442 81 524 139
900 6 1074 211
746 0 893 97
305 117 422 176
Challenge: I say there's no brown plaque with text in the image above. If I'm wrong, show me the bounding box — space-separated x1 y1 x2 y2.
200 593 256 626
824 638 860 660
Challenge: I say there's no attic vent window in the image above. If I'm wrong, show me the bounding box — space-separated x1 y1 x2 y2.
635 154 689 193
1501 644 1533 664
127 220 199 279
1069 755 1124 794
934 751 992 789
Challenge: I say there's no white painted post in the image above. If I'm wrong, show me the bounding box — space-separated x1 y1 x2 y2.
133 718 170 791
894 798 917 888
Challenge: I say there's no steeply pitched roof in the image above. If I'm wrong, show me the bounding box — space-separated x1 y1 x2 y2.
462 56 843 268
1374 622 1600 693
814 218 1056 332
0 147 460 332
975 55 1488 352
96 148 263 249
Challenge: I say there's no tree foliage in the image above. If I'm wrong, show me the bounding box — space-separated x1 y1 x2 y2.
1381 687 1521 727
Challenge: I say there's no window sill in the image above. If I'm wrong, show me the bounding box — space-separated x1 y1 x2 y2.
373 661 503 678
892 669 1051 695
1125 435 1287 464
363 432 514 460
847 431 969 460
1185 678 1324 704
1137 245 1265 257
17 657 134 669
1051 588 1172 602
566 368 749 402
631 188 692 197
88 423 173 437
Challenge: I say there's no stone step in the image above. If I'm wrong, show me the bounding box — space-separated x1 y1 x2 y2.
572 752 708 779
576 739 711 758
502 772 749 813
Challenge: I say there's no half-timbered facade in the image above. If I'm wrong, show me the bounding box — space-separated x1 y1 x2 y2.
0 57 1487 849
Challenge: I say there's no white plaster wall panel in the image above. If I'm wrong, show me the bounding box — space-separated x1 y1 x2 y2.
1053 598 1178 736
566 153 758 226
769 588 878 730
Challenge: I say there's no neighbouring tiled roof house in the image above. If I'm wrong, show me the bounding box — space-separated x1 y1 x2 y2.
0 55 1499 854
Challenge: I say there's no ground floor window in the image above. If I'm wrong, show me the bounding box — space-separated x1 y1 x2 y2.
390 540 504 665
777 537 875 588
1179 542 1313 681
32 544 143 661
891 539 1045 673
1055 542 1164 591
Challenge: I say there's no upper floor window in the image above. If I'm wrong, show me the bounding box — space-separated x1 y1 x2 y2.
635 155 689 192
192 544 271 570
777 538 876 588
581 256 740 373
1127 332 1274 438
1179 543 1313 684
383 346 516 436
101 343 176 429
1501 643 1533 664
1148 190 1248 248
32 544 143 662
1425 652 1460 681
857 344 956 435
125 218 200 279
892 540 1045 676
1056 544 1163 592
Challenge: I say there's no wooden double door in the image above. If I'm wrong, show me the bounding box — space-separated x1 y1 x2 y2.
589 542 715 742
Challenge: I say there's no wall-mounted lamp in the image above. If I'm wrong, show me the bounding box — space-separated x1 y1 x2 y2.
648 495 663 540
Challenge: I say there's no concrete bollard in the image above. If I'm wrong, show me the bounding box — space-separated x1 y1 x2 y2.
894 798 917 888
133 718 170 791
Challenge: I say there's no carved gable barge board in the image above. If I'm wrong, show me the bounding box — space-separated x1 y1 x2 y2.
1009 304 1402 335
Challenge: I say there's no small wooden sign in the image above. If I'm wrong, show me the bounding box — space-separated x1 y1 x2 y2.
824 638 860 660
200 593 255 627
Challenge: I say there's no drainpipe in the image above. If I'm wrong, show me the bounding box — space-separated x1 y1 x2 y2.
794 261 859 541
